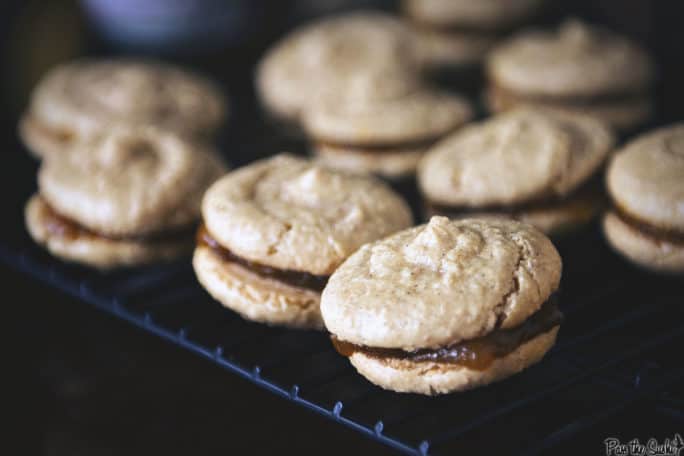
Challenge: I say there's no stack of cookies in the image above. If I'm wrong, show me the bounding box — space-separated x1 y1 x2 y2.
257 11 473 181
486 19 655 132
20 10 680 399
403 0 545 80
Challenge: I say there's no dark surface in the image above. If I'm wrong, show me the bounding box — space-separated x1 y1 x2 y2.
6 265 394 455
2 1 684 455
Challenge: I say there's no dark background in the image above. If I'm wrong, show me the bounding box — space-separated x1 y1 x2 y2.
2 1 682 454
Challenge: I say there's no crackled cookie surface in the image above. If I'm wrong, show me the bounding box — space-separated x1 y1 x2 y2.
322 216 561 350
39 127 225 237
418 109 613 234
202 155 413 276
419 109 614 206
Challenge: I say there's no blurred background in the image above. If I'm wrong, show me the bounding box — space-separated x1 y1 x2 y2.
2 1 682 454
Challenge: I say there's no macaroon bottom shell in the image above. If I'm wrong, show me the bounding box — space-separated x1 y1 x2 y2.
192 245 324 329
347 326 559 395
603 210 684 274
25 194 192 269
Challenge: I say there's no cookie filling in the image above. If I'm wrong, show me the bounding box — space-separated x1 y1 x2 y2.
197 224 328 292
316 135 441 155
613 205 684 245
425 178 605 222
488 82 649 109
37 196 192 243
332 297 562 371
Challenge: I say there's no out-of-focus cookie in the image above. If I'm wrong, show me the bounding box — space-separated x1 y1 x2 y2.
25 126 226 269
304 89 472 180
486 19 654 131
193 154 413 329
20 59 226 158
403 0 544 73
321 216 562 394
604 124 684 273
418 109 615 235
256 11 419 124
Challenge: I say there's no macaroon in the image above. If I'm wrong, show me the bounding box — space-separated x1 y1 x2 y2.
19 59 226 159
418 109 615 235
321 216 562 395
604 124 684 273
25 127 226 269
256 11 419 126
192 154 413 329
303 88 472 180
486 19 654 131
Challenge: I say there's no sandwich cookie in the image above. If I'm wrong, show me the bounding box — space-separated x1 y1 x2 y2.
20 59 226 158
256 11 419 126
193 155 413 329
418 109 615 235
604 124 684 273
303 88 472 180
25 127 226 269
321 216 562 395
403 0 544 74
486 19 654 131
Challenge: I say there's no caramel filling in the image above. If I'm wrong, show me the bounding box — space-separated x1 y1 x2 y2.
332 298 562 371
489 82 649 108
317 135 441 155
38 196 192 243
426 177 605 220
614 205 684 245
197 224 328 292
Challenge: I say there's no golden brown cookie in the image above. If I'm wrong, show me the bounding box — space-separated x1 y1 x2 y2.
20 59 226 158
194 154 413 329
321 216 562 394
25 126 226 269
603 124 684 273
418 109 614 235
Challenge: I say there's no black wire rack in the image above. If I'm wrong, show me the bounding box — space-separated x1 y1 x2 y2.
2 162 683 455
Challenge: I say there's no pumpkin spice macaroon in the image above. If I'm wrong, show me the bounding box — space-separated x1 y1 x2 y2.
25 127 226 269
19 59 226 159
302 86 472 181
192 154 413 329
256 11 419 127
418 109 615 235
604 124 684 273
486 19 655 131
321 216 562 395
